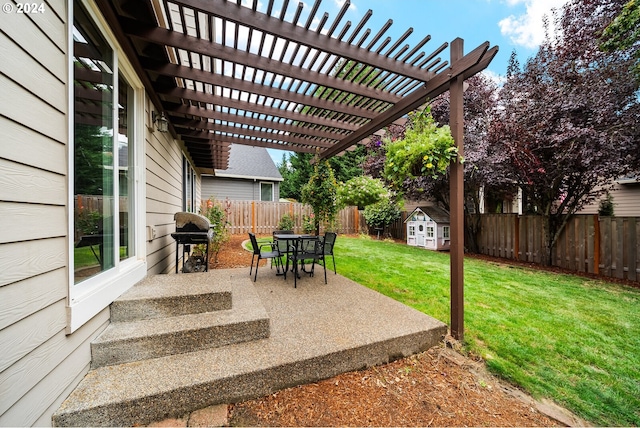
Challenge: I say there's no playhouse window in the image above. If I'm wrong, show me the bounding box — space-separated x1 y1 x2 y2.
443 226 450 239
427 226 434 238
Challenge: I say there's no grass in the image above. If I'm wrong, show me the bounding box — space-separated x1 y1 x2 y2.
74 246 130 270
334 236 640 427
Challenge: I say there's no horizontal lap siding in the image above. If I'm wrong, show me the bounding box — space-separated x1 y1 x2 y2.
0 5 111 426
579 183 640 217
145 112 188 275
202 177 255 201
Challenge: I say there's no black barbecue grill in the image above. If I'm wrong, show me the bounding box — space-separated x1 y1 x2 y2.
171 212 213 273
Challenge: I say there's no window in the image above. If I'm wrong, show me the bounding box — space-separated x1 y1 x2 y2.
408 225 415 236
426 226 434 238
69 0 145 332
183 157 196 211
443 226 450 239
74 4 136 283
260 182 274 201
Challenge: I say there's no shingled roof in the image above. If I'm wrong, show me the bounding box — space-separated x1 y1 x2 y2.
213 144 283 181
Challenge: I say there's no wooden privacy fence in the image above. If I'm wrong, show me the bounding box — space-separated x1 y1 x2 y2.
479 214 640 283
215 200 363 235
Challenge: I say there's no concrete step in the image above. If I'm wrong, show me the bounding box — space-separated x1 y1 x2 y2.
91 306 270 368
110 274 232 322
52 269 448 427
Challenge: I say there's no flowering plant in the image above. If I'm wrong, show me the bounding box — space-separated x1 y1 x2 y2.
384 106 460 190
337 175 388 208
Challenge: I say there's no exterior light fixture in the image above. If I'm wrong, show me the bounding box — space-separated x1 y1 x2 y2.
152 111 169 133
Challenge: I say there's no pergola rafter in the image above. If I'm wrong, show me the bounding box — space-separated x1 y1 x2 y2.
96 0 497 170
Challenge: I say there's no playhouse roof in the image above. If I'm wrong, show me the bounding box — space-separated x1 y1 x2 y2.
405 205 450 224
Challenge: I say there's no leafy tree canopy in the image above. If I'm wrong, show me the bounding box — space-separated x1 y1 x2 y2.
337 175 388 208
490 0 640 264
600 0 640 78
278 146 365 201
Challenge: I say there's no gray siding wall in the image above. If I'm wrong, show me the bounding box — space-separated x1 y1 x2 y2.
580 183 640 217
145 107 182 275
145 100 202 275
202 177 280 201
0 2 112 426
0 3 199 425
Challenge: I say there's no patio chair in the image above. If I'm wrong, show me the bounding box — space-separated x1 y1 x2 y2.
287 236 324 288
319 232 337 274
273 230 294 268
248 232 283 282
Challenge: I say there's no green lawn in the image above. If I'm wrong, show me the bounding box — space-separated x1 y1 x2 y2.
334 236 640 427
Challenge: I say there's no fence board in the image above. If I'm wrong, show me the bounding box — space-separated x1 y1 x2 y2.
213 200 360 235
630 218 639 281
477 214 639 284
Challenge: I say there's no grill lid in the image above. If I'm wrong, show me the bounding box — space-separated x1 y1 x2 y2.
174 212 211 232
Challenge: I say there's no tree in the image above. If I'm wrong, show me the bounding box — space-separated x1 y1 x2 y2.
300 160 338 235
278 152 314 200
363 197 402 236
490 0 640 265
429 73 504 251
278 147 365 201
362 74 501 252
600 0 640 78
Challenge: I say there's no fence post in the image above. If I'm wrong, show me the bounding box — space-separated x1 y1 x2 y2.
514 215 520 260
251 201 256 233
354 206 359 234
593 214 600 275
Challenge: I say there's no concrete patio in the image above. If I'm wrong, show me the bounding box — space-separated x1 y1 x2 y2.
53 267 447 427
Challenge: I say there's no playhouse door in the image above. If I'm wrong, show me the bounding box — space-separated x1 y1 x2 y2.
416 224 426 247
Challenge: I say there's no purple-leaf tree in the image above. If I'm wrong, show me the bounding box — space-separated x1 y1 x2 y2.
490 0 640 265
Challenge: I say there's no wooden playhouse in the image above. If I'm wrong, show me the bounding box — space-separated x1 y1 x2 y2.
404 206 451 251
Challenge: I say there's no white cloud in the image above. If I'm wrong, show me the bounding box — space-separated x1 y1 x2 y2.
334 0 356 12
498 0 570 49
482 70 506 87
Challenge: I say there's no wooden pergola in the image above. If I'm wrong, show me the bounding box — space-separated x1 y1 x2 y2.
96 0 498 341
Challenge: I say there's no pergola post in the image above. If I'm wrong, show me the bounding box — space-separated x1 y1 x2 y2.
449 38 465 342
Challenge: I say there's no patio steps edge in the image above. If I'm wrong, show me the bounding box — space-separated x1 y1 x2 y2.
53 327 445 427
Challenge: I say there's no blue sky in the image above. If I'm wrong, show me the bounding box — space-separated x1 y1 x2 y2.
258 0 570 164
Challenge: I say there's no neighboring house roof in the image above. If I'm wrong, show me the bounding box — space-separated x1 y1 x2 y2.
405 206 450 224
212 144 283 182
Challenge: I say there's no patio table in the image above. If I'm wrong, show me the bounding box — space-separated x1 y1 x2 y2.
273 234 320 279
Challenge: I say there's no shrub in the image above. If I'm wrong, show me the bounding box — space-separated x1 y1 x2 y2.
277 213 295 231
302 213 315 234
337 176 388 208
202 198 232 263
598 193 615 216
363 197 402 231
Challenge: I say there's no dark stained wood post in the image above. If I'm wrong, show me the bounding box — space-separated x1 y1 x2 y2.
449 38 465 342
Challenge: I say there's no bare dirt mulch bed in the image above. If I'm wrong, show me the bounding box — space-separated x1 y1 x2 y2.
210 235 574 427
